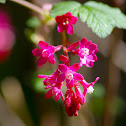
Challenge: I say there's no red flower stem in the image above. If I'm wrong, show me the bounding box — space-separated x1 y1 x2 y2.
9 0 43 15
61 30 67 47
61 31 70 66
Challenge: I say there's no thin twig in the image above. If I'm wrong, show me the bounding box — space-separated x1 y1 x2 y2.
9 0 43 15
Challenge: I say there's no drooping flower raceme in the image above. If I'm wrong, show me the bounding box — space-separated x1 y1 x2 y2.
37 63 99 116
55 12 77 35
32 41 62 67
33 12 99 117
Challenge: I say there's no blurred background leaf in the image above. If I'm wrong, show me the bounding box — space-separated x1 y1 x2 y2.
26 16 41 28
0 0 6 4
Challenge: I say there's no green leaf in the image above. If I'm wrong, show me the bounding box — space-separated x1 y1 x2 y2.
79 1 126 38
79 5 114 38
84 1 126 29
50 1 81 17
0 0 6 4
26 16 41 28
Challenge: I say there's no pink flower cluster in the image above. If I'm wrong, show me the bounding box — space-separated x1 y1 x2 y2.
32 12 99 116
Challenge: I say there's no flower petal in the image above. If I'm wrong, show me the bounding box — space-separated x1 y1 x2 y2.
67 41 79 51
48 54 55 64
32 48 42 57
37 57 48 67
75 86 85 105
55 45 62 52
48 45 55 53
64 12 72 17
53 69 60 77
70 15 78 24
90 77 100 86
58 64 68 73
38 41 48 49
87 43 97 51
73 73 84 81
57 73 65 83
60 91 65 101
85 60 94 67
46 89 54 98
94 48 98 54
80 38 88 48
54 93 60 101
66 24 73 35
66 79 74 88
55 15 63 23
37 75 47 78
86 53 97 61
69 63 80 72
57 24 64 33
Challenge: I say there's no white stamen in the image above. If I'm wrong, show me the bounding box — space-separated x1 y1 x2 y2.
66 20 69 24
87 86 94 94
63 22 66 25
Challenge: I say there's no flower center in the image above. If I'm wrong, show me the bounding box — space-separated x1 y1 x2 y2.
66 72 73 80
87 86 94 94
82 48 89 56
63 20 69 25
42 49 49 57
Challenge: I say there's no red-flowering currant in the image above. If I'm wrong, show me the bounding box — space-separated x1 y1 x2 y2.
32 12 99 116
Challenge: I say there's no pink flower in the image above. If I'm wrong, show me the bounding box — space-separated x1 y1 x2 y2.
46 83 64 101
37 70 64 101
32 41 62 67
57 63 83 89
77 38 98 67
37 69 60 87
55 12 77 35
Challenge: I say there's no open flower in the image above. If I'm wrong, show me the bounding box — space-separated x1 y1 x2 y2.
46 83 64 101
37 70 64 101
55 12 77 35
77 38 98 67
32 41 62 67
37 69 60 87
57 63 83 89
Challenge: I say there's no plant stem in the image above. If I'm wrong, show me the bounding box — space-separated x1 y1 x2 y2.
61 31 70 66
9 0 43 15
61 31 66 47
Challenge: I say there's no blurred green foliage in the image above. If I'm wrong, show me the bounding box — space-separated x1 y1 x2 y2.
26 16 41 28
0 0 6 4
